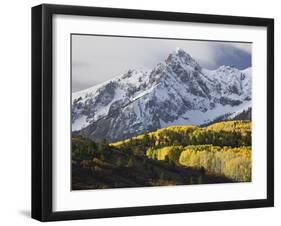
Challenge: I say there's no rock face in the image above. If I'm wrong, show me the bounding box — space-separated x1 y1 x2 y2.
72 48 252 142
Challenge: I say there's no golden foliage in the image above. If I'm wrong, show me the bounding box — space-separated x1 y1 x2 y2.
111 120 251 148
147 146 184 161
207 120 251 135
178 145 251 182
110 120 252 182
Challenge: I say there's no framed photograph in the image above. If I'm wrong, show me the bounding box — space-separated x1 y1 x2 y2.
32 4 274 221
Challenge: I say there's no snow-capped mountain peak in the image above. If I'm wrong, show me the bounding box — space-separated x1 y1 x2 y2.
72 48 251 142
165 48 201 71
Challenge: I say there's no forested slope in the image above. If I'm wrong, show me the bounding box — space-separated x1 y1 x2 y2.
72 120 251 190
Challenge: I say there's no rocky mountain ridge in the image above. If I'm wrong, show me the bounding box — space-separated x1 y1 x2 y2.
72 48 251 142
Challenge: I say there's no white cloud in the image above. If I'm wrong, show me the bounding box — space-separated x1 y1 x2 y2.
228 43 252 54
72 35 251 92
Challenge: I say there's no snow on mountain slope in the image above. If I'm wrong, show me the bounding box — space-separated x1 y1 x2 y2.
72 48 252 142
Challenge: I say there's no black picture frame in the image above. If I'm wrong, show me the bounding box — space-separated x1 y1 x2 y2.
32 3 274 222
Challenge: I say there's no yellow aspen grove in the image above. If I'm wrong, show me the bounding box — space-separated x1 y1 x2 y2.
178 145 251 182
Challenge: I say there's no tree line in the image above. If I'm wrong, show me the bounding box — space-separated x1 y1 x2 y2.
111 120 251 154
111 120 252 182
147 145 251 182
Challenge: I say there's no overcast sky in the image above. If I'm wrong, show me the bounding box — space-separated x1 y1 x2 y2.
72 34 251 92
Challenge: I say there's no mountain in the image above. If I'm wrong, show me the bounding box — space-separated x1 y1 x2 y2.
72 48 251 142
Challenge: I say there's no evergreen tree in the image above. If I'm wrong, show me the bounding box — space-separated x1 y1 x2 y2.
127 157 134 168
198 175 203 184
98 138 109 153
100 153 105 161
116 157 123 168
189 176 194 185
159 172 165 180
143 132 150 146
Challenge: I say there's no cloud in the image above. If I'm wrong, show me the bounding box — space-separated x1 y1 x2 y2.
228 43 252 54
72 35 252 92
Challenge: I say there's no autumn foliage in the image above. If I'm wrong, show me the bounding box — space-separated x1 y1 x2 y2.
112 120 252 182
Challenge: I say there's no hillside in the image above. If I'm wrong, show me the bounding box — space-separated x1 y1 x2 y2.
72 135 232 190
111 120 251 152
72 120 251 190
